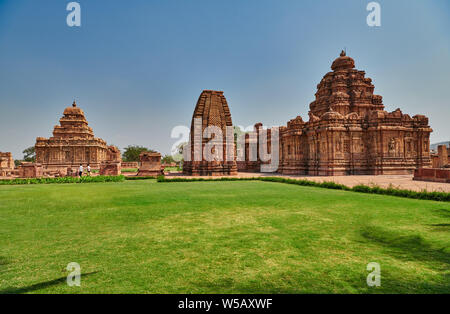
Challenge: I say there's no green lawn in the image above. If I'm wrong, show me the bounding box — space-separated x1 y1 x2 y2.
0 180 449 294
121 168 138 173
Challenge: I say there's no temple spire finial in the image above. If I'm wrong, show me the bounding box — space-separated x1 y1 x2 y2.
340 49 346 57
72 100 77 107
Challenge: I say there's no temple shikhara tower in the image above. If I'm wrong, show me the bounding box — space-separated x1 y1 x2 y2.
35 101 120 170
183 90 238 176
241 51 432 175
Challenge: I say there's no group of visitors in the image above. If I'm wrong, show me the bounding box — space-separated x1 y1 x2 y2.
78 164 91 177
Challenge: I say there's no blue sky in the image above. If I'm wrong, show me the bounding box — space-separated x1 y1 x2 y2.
0 0 449 159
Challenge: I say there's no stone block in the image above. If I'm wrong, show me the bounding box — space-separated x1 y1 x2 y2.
137 152 162 176
99 161 121 176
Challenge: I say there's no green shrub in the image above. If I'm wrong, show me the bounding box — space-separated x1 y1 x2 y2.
0 175 125 185
163 166 182 172
4 173 448 202
125 176 156 181
351 184 450 202
157 175 166 182
157 176 450 202
352 184 372 193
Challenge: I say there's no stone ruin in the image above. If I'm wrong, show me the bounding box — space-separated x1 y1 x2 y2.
100 146 122 176
437 145 449 168
239 51 432 175
431 145 449 168
237 123 276 173
99 161 121 176
35 101 120 174
137 152 162 176
414 144 450 183
0 152 14 177
183 90 238 176
18 162 43 178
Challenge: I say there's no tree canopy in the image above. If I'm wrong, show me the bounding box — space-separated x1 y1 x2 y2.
122 145 155 162
161 155 176 164
22 146 36 162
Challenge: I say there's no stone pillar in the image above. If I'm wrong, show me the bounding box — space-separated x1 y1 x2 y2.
437 145 448 168
431 155 439 168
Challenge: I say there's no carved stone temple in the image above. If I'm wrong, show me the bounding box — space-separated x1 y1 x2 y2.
239 51 432 175
0 152 14 176
35 101 121 171
183 90 238 176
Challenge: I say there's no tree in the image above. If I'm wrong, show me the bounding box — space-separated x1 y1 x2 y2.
23 146 35 162
122 145 155 162
161 155 175 164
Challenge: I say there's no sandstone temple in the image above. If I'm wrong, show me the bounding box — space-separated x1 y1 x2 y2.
191 51 432 176
275 51 432 175
35 101 120 171
183 90 238 176
0 152 14 176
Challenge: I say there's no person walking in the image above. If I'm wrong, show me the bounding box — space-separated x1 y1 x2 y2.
78 164 83 177
87 164 91 176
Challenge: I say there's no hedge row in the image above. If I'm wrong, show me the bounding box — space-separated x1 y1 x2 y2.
350 184 450 202
157 175 450 202
0 175 125 185
125 176 156 181
1 174 448 202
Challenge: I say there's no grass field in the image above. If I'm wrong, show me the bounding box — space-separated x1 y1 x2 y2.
0 180 449 294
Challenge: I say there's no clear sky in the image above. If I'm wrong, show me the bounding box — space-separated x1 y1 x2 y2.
0 0 449 159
